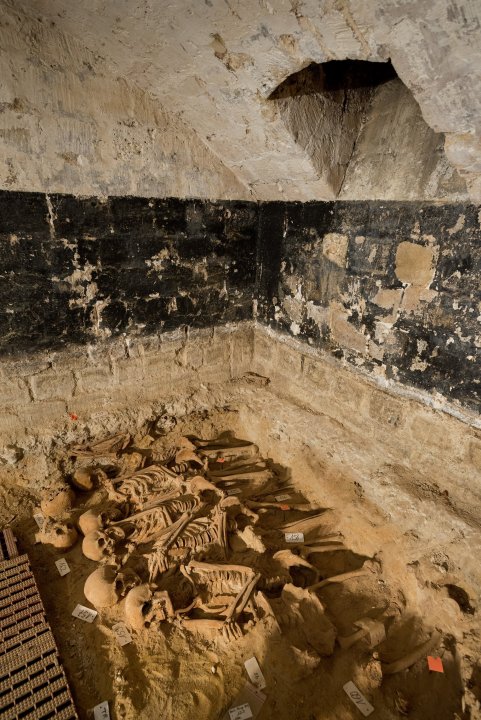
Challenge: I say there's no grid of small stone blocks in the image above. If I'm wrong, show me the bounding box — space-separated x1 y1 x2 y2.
0 530 78 720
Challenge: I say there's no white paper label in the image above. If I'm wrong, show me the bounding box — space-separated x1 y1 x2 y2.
227 488 241 496
244 657 266 690
275 494 291 502
55 558 70 577
33 512 44 529
72 604 98 623
343 681 374 717
229 703 253 720
112 621 132 647
285 532 304 543
93 701 110 720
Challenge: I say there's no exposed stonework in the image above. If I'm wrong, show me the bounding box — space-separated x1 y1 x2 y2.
339 78 467 201
11 0 481 201
0 4 249 199
0 192 257 353
258 200 481 415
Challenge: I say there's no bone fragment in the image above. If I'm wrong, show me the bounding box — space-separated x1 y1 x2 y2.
381 631 442 675
309 569 370 591
300 543 346 554
280 512 329 534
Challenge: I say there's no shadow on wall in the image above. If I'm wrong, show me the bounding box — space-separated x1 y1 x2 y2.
269 60 467 201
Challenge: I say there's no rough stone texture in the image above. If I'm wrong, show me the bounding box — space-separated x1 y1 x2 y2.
251 326 481 528
11 0 481 201
339 78 467 200
257 200 481 416
0 191 257 353
0 323 254 462
0 3 248 199
3 189 481 418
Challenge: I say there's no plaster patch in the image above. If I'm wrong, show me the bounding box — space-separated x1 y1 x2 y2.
329 302 367 354
146 248 170 272
395 241 436 287
447 213 465 235
410 357 428 371
322 233 348 268
373 288 403 312
305 301 328 327
282 294 304 324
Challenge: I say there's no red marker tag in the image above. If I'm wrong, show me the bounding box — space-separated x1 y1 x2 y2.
427 656 444 673
279 504 290 511
68 412 78 421
217 458 226 463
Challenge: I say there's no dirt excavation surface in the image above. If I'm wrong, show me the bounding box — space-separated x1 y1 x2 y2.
1 396 481 720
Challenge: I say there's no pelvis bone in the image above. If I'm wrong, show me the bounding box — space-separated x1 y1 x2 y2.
180 560 261 641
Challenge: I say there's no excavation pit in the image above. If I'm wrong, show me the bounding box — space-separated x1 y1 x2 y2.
1 371 479 720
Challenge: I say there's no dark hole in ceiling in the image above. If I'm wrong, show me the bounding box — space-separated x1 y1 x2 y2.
269 59 398 99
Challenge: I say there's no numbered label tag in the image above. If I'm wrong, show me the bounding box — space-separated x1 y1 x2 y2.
285 532 304 543
226 488 241 496
275 494 291 502
93 700 110 720
55 558 70 577
33 513 44 529
229 703 253 720
72 604 98 623
343 681 374 717
112 622 132 647
244 656 266 690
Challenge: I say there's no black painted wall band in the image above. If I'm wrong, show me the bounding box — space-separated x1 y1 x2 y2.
0 191 479 413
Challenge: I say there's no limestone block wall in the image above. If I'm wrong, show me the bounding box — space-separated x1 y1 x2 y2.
0 3 248 199
0 323 254 485
1 189 480 434
0 192 257 354
251 325 481 530
257 200 481 416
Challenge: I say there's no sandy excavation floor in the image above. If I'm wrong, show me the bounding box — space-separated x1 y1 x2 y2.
2 402 481 720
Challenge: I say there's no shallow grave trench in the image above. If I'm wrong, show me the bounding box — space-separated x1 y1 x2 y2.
3 384 481 720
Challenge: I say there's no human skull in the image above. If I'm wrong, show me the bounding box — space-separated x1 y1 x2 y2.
78 509 102 535
84 565 121 608
36 518 78 549
124 584 174 630
273 549 319 588
82 528 124 561
40 487 75 517
84 565 139 609
71 467 106 492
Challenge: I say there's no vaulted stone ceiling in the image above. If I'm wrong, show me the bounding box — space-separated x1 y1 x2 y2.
7 0 481 201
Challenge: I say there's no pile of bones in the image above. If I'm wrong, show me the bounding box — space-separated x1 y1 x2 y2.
34 425 441 669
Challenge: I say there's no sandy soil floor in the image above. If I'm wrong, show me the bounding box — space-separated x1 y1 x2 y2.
1 400 480 720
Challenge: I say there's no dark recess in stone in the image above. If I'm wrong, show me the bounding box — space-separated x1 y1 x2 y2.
268 58 397 99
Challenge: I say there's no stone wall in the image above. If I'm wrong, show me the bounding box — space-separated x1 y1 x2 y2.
0 3 248 199
0 192 257 354
2 189 481 421
14 0 481 201
0 323 254 484
251 325 481 524
257 200 481 416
